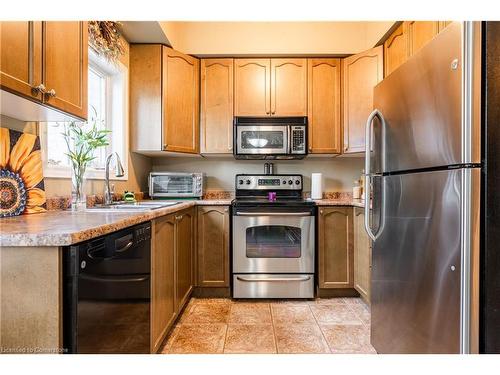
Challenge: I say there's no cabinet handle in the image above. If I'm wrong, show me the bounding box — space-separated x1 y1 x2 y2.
271 111 276 115
320 209 324 215
32 84 47 95
163 144 168 150
175 215 183 221
46 88 56 98
266 111 270 115
224 208 229 212
308 147 313 152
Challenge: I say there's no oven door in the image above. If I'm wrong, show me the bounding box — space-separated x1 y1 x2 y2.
232 212 314 273
236 125 289 155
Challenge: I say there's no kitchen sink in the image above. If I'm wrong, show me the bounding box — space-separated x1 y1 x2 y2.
85 201 180 212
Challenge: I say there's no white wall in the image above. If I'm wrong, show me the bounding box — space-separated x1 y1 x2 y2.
158 21 395 56
152 157 364 193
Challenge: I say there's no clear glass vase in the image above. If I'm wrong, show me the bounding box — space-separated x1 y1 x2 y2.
71 165 87 211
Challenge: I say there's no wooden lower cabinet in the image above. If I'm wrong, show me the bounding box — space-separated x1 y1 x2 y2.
174 208 194 312
151 214 176 353
318 207 354 289
353 207 372 304
197 206 230 287
150 208 194 353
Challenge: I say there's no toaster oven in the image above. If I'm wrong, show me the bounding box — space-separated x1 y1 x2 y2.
149 172 204 199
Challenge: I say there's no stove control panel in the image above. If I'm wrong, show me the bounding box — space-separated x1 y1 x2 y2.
236 175 302 190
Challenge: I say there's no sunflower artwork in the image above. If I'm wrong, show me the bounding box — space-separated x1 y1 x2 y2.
0 127 47 217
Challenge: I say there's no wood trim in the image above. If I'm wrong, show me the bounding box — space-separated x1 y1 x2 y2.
270 58 307 116
383 22 407 77
200 58 234 154
0 21 43 101
234 58 271 116
318 207 354 289
342 46 383 154
42 21 88 120
307 58 341 154
196 206 230 288
130 44 163 152
162 47 200 154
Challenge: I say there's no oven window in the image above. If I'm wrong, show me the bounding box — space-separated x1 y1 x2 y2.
241 131 284 149
152 176 193 194
246 225 301 258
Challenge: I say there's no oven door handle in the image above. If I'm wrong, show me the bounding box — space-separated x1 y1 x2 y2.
236 276 312 282
235 212 312 217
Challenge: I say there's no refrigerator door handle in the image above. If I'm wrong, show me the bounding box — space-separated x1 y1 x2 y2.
364 109 386 241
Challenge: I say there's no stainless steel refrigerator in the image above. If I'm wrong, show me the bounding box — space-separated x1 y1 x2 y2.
364 22 482 354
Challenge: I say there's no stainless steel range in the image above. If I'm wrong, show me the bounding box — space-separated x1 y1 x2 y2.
232 174 315 299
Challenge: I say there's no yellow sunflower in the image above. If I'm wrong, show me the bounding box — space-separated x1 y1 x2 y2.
0 127 46 217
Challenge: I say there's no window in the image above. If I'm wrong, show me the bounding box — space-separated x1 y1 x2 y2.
41 48 128 180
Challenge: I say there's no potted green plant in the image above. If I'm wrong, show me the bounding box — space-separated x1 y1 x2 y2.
62 118 110 210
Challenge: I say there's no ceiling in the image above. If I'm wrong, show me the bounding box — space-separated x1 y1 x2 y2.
121 21 396 56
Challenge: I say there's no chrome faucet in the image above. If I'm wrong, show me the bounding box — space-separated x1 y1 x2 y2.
104 152 125 206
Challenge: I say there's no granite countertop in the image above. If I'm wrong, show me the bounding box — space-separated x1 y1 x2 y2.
0 199 232 247
313 198 365 208
0 198 363 247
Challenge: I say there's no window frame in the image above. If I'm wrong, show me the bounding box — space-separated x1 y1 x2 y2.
41 48 129 181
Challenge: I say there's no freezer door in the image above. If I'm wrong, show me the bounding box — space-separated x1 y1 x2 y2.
371 169 463 353
371 22 480 174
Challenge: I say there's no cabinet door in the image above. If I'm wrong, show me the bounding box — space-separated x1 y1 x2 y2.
384 23 408 77
0 21 42 100
175 209 194 312
151 215 176 353
342 46 383 154
197 206 230 287
354 207 371 303
43 21 88 120
200 59 233 154
307 58 341 154
407 21 439 57
318 207 354 289
271 58 307 116
163 47 200 153
234 58 270 116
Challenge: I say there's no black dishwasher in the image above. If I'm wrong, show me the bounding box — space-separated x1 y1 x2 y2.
63 221 151 354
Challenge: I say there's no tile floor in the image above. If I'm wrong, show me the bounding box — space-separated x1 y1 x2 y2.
161 297 376 354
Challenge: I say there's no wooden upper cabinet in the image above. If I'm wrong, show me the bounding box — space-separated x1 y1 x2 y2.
200 58 233 154
307 58 341 154
0 22 42 100
130 44 200 154
43 22 88 120
0 21 87 120
353 207 371 303
151 214 176 353
384 23 408 77
197 206 230 287
318 207 354 289
163 47 200 154
406 21 439 57
271 58 307 116
234 58 270 116
342 46 383 154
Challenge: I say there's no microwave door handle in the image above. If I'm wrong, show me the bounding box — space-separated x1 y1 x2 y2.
287 127 291 154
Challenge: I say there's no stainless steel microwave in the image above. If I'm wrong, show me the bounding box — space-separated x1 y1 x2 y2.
149 172 204 199
234 117 308 159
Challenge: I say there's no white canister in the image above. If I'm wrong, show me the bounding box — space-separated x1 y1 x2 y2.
311 173 323 200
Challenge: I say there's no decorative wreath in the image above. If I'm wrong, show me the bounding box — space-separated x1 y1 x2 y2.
88 21 125 62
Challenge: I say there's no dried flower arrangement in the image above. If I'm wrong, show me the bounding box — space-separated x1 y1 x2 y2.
88 21 125 62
